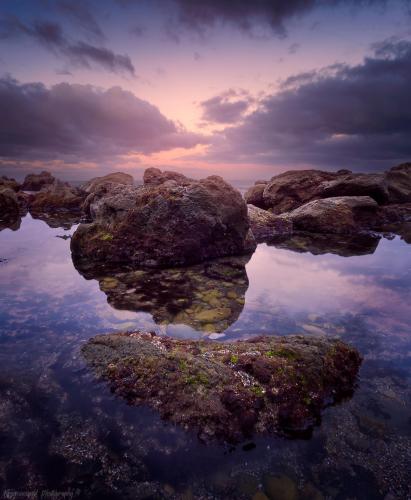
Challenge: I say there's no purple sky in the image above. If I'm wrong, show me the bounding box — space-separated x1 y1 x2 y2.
1 0 411 182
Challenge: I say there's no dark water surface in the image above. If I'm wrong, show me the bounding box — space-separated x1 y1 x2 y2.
0 215 410 499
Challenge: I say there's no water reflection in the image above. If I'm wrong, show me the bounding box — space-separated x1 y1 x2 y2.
73 255 250 334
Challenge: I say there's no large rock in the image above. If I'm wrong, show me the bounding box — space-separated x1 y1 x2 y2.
287 196 379 234
71 170 255 268
248 204 292 242
244 181 268 209
262 170 337 214
319 173 388 204
73 255 250 334
81 172 134 194
29 180 86 214
0 176 20 192
385 163 411 203
21 170 55 191
0 187 21 231
82 331 361 443
83 182 139 222
143 167 192 187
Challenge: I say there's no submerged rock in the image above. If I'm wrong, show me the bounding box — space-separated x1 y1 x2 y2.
82 332 361 443
81 171 134 194
73 255 250 333
248 204 293 242
72 169 255 268
21 170 55 191
286 196 378 234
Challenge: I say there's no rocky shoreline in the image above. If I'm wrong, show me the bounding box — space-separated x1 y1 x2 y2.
82 331 362 443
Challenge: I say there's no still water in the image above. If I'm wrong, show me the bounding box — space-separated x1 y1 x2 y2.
0 215 410 499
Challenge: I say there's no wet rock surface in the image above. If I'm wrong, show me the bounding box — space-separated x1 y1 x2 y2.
72 169 254 268
82 332 361 443
74 255 250 333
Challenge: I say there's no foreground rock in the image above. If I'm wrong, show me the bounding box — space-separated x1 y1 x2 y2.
83 182 139 222
74 255 250 333
72 169 255 268
248 204 292 242
81 171 134 194
286 196 378 234
83 332 361 443
21 170 55 191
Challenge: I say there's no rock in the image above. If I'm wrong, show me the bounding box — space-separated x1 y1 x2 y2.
248 204 293 242
81 172 134 194
263 474 298 500
21 170 55 191
0 187 21 231
272 232 381 257
244 182 268 209
384 162 411 203
286 196 379 234
74 254 250 333
143 167 192 187
0 175 20 192
319 173 388 204
29 179 86 214
82 332 361 443
262 170 337 214
83 182 140 222
71 169 254 268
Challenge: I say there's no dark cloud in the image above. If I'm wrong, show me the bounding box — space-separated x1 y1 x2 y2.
0 17 135 76
200 90 253 124
56 0 105 41
171 0 392 37
209 39 411 170
0 77 205 162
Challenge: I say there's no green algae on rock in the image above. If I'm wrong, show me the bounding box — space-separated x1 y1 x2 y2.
82 332 362 443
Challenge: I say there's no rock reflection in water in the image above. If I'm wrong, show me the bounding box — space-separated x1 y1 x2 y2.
73 255 250 333
269 231 381 257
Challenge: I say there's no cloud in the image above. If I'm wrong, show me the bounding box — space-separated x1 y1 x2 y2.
0 17 135 76
200 89 253 124
0 76 205 163
56 0 105 41
207 39 411 170
171 0 392 37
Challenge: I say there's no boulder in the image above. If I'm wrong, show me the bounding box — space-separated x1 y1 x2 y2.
71 170 254 268
83 182 139 222
0 176 20 192
247 204 292 242
29 180 86 214
143 167 192 187
81 172 134 194
244 182 268 209
0 187 21 231
287 196 379 234
262 170 337 214
82 331 361 443
21 170 55 191
319 173 388 204
384 163 411 203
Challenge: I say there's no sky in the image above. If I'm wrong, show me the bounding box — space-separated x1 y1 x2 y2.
1 0 411 182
